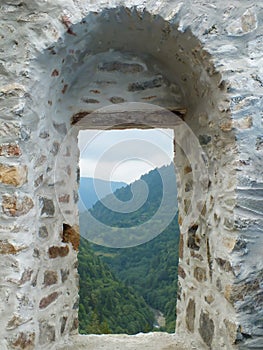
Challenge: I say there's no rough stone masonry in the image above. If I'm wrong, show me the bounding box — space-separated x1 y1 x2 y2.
0 1 262 349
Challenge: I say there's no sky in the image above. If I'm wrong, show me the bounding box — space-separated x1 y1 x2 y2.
78 128 174 184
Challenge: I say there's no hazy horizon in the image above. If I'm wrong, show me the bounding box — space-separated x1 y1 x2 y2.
78 128 174 184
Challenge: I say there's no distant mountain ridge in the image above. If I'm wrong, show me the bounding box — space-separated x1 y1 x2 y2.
80 163 178 247
78 177 127 212
79 163 180 333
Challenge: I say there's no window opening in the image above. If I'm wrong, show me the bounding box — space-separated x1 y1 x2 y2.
78 128 179 335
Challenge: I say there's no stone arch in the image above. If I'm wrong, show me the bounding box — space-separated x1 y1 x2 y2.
1 6 241 350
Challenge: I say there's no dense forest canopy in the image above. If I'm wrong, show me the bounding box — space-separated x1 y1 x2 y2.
78 163 180 334
78 237 155 334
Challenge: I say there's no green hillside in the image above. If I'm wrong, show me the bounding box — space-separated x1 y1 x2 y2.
78 163 180 333
80 164 178 248
78 237 155 334
92 214 180 332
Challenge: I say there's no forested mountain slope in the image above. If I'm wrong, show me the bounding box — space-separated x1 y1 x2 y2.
78 237 155 334
93 215 180 332
79 163 180 333
78 177 126 212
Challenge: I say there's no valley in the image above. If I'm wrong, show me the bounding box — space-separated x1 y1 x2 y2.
78 164 179 334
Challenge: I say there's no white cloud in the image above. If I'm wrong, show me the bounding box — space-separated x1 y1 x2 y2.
78 129 174 183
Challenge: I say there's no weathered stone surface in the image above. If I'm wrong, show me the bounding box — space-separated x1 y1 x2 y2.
187 225 200 251
39 197 55 217
185 180 193 192
62 224 79 251
201 203 206 216
50 141 60 156
224 319 238 344
0 164 27 187
178 265 186 279
51 69 59 77
73 299 79 310
6 314 31 331
61 84 68 94
184 166 192 174
223 237 237 252
57 333 190 350
0 240 25 255
71 111 90 125
224 278 260 305
61 269 70 283
234 116 253 130
81 97 100 104
61 316 67 335
0 83 26 97
184 199 190 213
39 130 49 139
59 194 70 203
16 293 34 311
2 193 33 217
227 9 258 36
73 190 79 203
241 9 258 32
43 270 58 287
190 251 204 261
19 269 33 285
34 155 47 168
0 143 21 157
0 2 262 350
10 332 35 350
0 121 20 139
177 281 182 301
220 120 233 132
255 136 263 151
31 271 38 287
53 122 67 135
34 174 43 187
215 257 232 272
128 76 164 91
198 135 211 145
178 215 183 226
38 226 48 239
70 317 79 332
179 234 184 259
66 165 71 176
20 126 31 141
48 246 69 258
33 248 40 259
216 278 223 292
198 310 214 347
141 95 158 101
194 267 207 282
98 61 144 73
186 299 195 332
204 295 214 305
109 96 126 104
39 321 55 345
39 292 59 309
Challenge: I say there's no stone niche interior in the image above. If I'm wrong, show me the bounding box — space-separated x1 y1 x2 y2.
7 7 239 350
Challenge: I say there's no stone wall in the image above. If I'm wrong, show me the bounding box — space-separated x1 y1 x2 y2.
0 1 262 349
